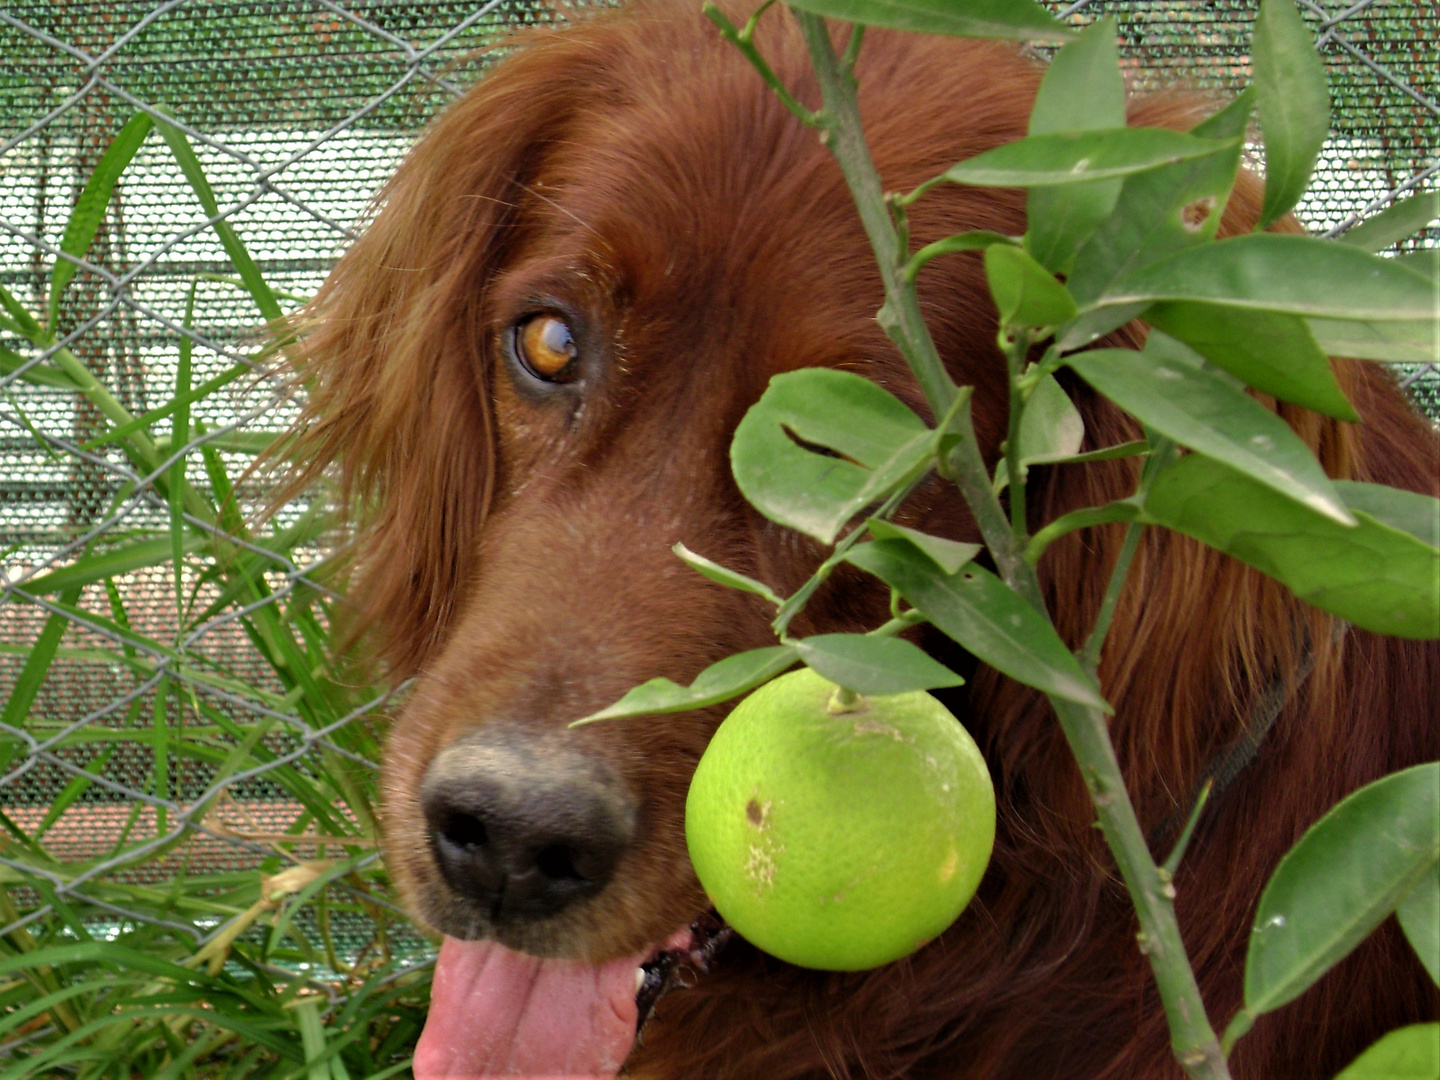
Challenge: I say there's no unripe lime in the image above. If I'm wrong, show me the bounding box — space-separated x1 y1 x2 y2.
685 667 995 971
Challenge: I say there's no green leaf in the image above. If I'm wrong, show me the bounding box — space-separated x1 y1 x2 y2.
673 542 782 606
1144 456 1440 639
1144 303 1359 420
1395 248 1438 280
866 520 981 574
22 535 209 595
80 361 251 450
1307 316 1439 364
985 244 1077 328
731 368 932 544
154 428 280 457
781 0 1073 41
1063 89 1253 344
1396 868 1439 986
1334 481 1440 549
0 583 82 742
48 112 154 328
905 230 1018 283
1019 371 1084 461
1100 234 1437 321
793 634 963 695
1139 325 1208 368
572 645 799 724
993 372 1086 493
1066 347 1352 523
0 280 43 343
1338 190 1440 253
1024 499 1140 564
31 747 115 842
1243 763 1439 1019
1018 440 1150 471
946 128 1238 188
1025 18 1126 274
266 854 368 960
0 344 79 390
295 998 327 1075
1252 0 1329 229
153 114 284 323
0 941 235 992
170 280 198 617
1334 1025 1440 1080
846 539 1110 710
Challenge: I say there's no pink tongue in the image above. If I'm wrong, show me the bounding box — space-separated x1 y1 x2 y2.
413 936 644 1080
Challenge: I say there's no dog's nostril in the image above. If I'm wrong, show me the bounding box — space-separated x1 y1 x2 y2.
440 812 488 849
420 730 637 923
534 843 583 882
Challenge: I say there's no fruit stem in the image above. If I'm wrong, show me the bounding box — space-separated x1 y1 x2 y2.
827 685 864 714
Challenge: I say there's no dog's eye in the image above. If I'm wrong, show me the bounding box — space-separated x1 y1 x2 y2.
514 314 578 381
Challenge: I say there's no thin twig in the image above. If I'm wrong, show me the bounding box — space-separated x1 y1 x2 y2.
1002 329 1034 539
1078 436 1177 675
703 3 819 128
1162 779 1214 879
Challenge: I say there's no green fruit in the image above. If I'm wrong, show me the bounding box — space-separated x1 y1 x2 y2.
685 667 996 971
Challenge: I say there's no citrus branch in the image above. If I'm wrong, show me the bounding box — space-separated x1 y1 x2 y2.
737 9 1235 1077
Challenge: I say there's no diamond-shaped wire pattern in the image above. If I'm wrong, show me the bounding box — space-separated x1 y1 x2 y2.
0 0 1435 1072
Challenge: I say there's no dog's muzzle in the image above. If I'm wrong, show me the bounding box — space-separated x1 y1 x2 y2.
420 727 638 922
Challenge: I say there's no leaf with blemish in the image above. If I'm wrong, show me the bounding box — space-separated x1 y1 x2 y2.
731 368 934 544
946 128 1238 189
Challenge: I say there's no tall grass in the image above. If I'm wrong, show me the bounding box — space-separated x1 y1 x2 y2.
0 111 428 1079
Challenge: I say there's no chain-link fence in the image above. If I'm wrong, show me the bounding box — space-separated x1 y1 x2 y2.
0 0 1436 1075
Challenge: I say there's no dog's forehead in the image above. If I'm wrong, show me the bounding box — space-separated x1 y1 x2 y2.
522 87 848 308
469 20 1037 362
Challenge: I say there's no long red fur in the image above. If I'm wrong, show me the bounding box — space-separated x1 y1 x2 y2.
280 3 1440 1077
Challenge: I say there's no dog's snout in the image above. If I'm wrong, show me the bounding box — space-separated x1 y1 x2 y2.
420 730 636 921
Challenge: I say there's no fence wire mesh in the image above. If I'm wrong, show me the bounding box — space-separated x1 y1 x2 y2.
0 0 1436 1074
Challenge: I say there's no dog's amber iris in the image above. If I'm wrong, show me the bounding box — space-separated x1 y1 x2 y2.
517 314 578 380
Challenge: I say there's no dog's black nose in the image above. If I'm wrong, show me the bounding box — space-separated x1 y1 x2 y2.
420 730 636 921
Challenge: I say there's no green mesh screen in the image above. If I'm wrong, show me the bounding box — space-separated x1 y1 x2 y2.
0 0 1435 1065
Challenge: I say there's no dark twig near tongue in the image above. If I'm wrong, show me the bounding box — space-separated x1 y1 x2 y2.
636 913 733 1036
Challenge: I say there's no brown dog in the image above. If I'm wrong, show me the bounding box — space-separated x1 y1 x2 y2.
285 2 1440 1076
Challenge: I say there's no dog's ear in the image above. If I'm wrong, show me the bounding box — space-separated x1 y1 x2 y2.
278 32 601 677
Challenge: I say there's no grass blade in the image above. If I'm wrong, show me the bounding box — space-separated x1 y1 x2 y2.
152 114 284 323
48 112 155 328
